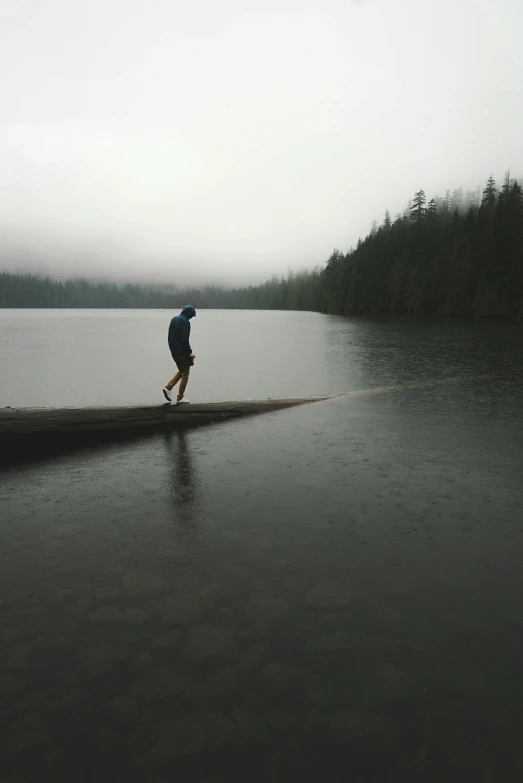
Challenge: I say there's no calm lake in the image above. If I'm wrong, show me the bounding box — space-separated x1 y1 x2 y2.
1 309 523 782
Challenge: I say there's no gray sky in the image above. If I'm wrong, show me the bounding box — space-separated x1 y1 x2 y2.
1 0 522 286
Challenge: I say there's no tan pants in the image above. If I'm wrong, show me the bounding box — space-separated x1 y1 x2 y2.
166 355 190 399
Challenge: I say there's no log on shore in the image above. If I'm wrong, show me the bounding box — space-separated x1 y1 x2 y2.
0 396 333 441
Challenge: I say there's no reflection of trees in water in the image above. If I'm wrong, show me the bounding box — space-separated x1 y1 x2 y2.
163 429 200 528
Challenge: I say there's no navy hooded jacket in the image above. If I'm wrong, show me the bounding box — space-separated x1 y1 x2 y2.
168 306 196 356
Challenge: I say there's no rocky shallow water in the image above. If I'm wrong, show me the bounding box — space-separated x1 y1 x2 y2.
2 312 523 781
1 553 486 781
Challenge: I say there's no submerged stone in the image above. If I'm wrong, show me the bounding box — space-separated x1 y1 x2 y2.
232 708 269 744
307 634 347 654
0 675 25 694
79 643 131 677
363 663 413 706
441 665 485 695
300 671 333 705
185 624 237 663
88 606 148 624
108 695 139 714
319 611 344 627
117 633 139 644
307 710 327 726
159 595 203 626
99 727 118 744
6 643 29 671
260 663 295 692
239 643 270 673
214 607 237 625
205 665 244 696
3 627 24 643
50 588 76 602
329 710 395 768
10 715 46 753
51 690 83 709
305 583 352 608
132 651 153 669
204 713 237 750
123 571 167 596
268 710 295 729
94 586 119 599
13 693 45 713
132 667 187 700
121 608 148 624
46 617 79 634
88 606 119 623
196 582 220 598
58 669 78 685
153 630 182 648
63 597 91 615
152 713 235 758
26 618 45 633
238 624 268 641
34 633 74 648
244 598 290 624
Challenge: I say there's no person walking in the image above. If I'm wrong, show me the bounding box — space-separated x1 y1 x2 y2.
162 306 196 404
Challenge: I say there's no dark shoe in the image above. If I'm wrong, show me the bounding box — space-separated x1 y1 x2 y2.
162 387 172 402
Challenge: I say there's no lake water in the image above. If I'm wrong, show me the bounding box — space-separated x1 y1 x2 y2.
1 309 523 782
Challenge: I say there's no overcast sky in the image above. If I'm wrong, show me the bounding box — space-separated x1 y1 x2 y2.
0 0 522 285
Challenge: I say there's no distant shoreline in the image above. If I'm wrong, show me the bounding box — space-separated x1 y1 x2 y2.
2 172 522 320
1 302 521 325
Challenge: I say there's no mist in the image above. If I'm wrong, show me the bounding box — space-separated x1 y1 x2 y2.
1 0 522 286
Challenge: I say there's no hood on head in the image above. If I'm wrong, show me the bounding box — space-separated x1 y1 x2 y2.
180 305 196 319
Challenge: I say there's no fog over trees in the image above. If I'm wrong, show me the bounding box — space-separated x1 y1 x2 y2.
2 174 522 319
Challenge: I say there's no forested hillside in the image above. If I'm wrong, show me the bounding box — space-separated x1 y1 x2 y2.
2 174 522 318
319 175 523 318
0 275 227 309
228 174 523 318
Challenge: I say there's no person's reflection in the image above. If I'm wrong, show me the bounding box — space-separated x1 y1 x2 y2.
163 429 200 528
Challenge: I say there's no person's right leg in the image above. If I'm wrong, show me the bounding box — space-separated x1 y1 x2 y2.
165 370 181 392
177 358 190 402
163 356 185 401
164 356 191 403
177 362 190 402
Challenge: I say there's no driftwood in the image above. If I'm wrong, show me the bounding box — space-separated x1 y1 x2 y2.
0 396 333 440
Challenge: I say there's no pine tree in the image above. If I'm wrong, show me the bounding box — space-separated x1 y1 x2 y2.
3 171 522 320
427 198 437 221
482 175 497 208
500 170 512 204
410 190 427 222
451 187 463 213
438 189 451 221
465 188 480 210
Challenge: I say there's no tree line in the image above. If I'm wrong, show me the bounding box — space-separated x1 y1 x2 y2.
1 173 522 318
0 268 323 311
319 174 523 318
227 173 523 318
0 274 228 309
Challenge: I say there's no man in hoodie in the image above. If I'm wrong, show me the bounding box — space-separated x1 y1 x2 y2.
162 305 197 404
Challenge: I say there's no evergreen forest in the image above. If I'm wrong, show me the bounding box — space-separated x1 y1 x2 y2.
2 174 522 319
